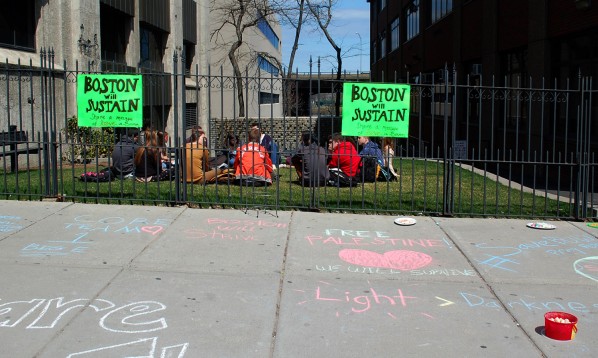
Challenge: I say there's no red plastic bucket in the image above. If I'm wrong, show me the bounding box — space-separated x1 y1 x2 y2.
544 311 578 340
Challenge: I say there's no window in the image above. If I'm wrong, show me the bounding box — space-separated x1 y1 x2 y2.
258 55 279 77
406 0 420 41
431 0 453 23
257 11 279 50
185 103 197 129
259 92 280 104
139 29 150 63
378 0 387 12
391 17 400 51
139 26 166 71
502 50 528 130
184 42 195 75
0 0 36 50
100 3 129 64
140 30 150 64
379 32 387 59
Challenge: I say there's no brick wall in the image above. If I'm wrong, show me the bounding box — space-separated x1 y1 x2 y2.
208 116 342 154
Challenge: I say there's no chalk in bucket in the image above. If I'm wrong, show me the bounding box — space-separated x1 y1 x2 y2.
544 311 578 340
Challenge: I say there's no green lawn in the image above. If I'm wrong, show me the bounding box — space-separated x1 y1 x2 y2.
0 159 572 218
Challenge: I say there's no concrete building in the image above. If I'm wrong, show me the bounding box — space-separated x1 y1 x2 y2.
0 0 283 144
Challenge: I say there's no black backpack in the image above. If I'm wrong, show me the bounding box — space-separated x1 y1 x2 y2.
361 156 378 183
328 169 358 187
79 167 114 182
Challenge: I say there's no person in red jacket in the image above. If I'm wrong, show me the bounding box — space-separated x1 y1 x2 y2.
327 132 360 178
234 127 273 186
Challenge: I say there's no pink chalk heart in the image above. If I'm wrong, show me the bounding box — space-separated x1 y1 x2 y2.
338 249 433 271
141 226 163 235
574 256 598 283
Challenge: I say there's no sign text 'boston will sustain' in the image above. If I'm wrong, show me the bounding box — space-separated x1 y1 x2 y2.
77 74 143 127
342 83 411 138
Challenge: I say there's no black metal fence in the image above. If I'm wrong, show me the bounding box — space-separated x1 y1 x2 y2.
1 51 596 219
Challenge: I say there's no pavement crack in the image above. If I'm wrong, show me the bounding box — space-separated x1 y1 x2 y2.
269 211 294 358
434 219 548 357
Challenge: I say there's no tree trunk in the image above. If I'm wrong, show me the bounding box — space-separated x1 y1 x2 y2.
334 47 342 117
229 42 245 117
283 0 306 116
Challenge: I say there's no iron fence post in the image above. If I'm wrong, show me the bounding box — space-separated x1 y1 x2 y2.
173 51 183 204
40 48 52 196
443 65 453 216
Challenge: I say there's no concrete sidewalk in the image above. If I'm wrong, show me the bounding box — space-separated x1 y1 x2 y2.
0 200 596 357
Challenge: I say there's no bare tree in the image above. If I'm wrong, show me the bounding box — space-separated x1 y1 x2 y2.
306 0 343 116
275 0 308 77
210 0 280 117
272 0 310 115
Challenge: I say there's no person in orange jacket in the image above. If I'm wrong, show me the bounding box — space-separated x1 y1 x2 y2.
234 127 273 185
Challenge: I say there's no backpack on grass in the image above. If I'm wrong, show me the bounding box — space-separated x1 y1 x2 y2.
361 156 379 183
327 169 358 187
79 167 114 182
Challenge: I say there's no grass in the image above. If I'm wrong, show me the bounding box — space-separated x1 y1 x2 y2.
0 158 572 218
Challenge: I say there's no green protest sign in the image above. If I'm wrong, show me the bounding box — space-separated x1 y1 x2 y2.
341 82 410 137
77 74 142 127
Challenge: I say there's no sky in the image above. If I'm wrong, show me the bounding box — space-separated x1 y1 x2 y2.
279 1 371 74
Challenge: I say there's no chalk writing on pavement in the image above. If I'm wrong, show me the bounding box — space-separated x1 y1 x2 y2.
0 215 23 233
305 228 461 276
474 235 598 273
184 217 287 242
574 256 598 282
0 296 188 357
19 215 171 257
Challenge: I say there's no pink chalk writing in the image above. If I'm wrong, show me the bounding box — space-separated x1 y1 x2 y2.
184 229 254 241
207 218 287 228
305 235 446 248
338 249 433 271
141 226 163 235
314 285 417 313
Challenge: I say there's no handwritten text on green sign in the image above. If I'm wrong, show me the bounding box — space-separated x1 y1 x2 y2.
77 74 142 127
342 83 410 137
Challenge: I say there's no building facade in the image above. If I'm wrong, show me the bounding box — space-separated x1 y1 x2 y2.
366 0 598 161
367 0 598 84
0 0 282 142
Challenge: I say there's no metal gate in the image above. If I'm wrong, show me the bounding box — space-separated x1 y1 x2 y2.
1 52 596 219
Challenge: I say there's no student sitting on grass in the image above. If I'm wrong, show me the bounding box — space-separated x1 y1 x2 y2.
209 132 239 169
134 129 163 182
291 132 329 187
328 132 361 178
234 128 273 186
184 128 228 184
357 135 384 182
381 137 399 180
111 129 138 179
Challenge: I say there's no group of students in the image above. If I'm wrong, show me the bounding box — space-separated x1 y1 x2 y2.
184 123 275 186
291 132 399 187
110 128 172 182
110 125 399 187
110 123 277 185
